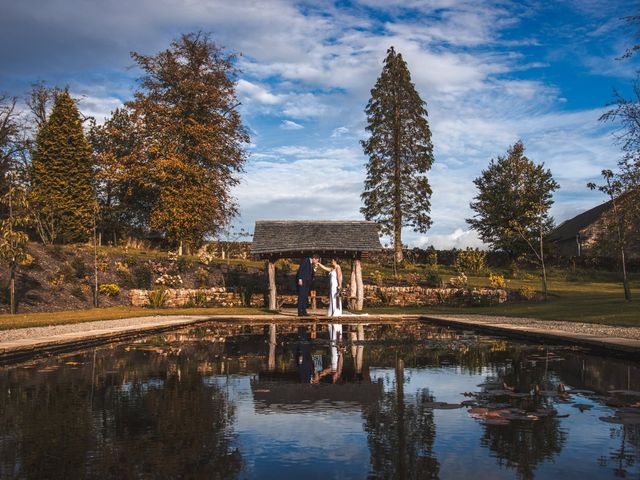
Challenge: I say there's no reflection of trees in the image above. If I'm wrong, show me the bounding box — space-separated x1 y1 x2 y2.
601 424 640 478
0 341 241 479
363 357 439 479
481 417 565 480
477 350 567 480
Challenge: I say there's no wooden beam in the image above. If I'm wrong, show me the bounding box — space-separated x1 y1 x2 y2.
354 259 364 311
267 260 277 311
350 259 358 310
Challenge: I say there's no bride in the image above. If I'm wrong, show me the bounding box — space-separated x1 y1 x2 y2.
317 257 343 317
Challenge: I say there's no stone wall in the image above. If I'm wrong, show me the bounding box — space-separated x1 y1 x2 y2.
130 287 264 308
130 285 510 308
363 285 508 307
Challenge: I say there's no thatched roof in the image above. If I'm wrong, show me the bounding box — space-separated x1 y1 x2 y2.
251 220 382 258
548 201 611 243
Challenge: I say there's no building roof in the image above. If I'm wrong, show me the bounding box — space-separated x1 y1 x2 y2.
251 220 382 258
548 200 611 243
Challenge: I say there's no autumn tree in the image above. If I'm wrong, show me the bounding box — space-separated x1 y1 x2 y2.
588 171 634 301
467 141 559 298
361 47 434 264
95 32 249 253
0 95 24 217
30 90 95 243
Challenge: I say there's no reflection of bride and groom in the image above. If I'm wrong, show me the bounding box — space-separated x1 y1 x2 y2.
297 324 344 384
295 254 343 317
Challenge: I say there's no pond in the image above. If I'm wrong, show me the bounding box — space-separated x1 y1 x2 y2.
0 320 639 479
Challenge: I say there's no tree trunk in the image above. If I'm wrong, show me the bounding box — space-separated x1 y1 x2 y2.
539 232 548 301
621 245 632 301
267 260 277 311
93 218 99 308
268 324 276 371
178 240 183 256
393 86 403 265
355 259 364 311
9 263 15 315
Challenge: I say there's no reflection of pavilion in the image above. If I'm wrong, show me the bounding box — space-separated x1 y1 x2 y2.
251 324 382 412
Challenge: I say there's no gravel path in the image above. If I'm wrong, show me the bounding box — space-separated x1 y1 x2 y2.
1 313 639 347
430 314 640 340
0 315 211 344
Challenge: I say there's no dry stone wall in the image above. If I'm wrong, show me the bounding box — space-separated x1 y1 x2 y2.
130 287 263 308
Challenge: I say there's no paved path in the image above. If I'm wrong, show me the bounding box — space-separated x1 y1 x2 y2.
424 314 640 355
1 312 639 362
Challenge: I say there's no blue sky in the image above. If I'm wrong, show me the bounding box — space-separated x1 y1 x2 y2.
1 0 638 248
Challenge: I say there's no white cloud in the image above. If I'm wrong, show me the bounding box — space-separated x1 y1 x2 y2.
280 120 304 130
331 126 349 138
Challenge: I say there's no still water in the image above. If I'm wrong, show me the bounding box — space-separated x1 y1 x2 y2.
1 321 639 479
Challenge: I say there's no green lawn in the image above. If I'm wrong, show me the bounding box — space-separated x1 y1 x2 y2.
365 269 640 326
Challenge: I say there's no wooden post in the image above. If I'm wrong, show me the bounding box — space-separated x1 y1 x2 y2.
267 259 277 311
355 258 364 311
310 290 317 310
350 260 357 310
268 324 276 371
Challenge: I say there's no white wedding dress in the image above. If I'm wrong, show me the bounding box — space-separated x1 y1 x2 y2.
327 269 342 317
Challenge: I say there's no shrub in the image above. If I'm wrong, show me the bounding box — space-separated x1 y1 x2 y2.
377 289 396 306
176 255 193 273
132 263 153 289
455 248 486 274
240 286 255 307
99 283 120 297
405 273 420 286
488 273 506 289
70 285 87 300
70 256 88 279
518 285 536 300
48 244 65 260
155 274 183 288
20 253 35 268
424 270 443 288
148 289 168 308
371 270 384 287
199 249 216 265
426 249 438 267
448 273 468 288
96 253 110 272
47 273 66 290
194 267 211 288
186 289 208 308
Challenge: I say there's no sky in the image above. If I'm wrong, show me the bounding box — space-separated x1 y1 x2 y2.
1 0 638 248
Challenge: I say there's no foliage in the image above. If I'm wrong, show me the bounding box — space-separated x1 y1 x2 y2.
361 46 434 263
91 32 249 250
426 248 438 267
240 286 255 307
423 270 443 288
132 263 153 289
70 256 88 279
405 272 420 286
518 285 536 300
194 267 211 288
186 289 208 308
587 170 635 300
176 255 193 273
155 273 183 288
455 248 486 274
488 273 506 289
371 270 385 287
30 90 95 244
70 285 87 300
448 273 468 288
147 288 168 308
467 141 559 259
376 288 397 306
99 283 121 297
199 249 216 265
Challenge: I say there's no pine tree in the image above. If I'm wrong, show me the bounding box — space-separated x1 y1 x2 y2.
30 90 95 243
361 47 434 264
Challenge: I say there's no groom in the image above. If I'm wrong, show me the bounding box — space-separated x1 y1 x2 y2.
296 254 320 316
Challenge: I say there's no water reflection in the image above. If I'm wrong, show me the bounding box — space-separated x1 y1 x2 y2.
0 321 639 479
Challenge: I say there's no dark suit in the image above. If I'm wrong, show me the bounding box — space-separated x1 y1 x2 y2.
295 257 314 316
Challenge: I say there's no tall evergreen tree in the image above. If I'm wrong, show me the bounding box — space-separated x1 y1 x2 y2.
361 47 434 264
30 90 95 243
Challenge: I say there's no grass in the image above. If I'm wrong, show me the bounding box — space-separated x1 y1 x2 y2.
0 306 270 331
364 266 640 327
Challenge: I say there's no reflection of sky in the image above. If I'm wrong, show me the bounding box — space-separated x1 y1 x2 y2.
210 375 371 479
204 367 640 479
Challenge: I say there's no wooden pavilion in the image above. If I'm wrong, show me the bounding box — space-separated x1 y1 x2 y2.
251 220 383 311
